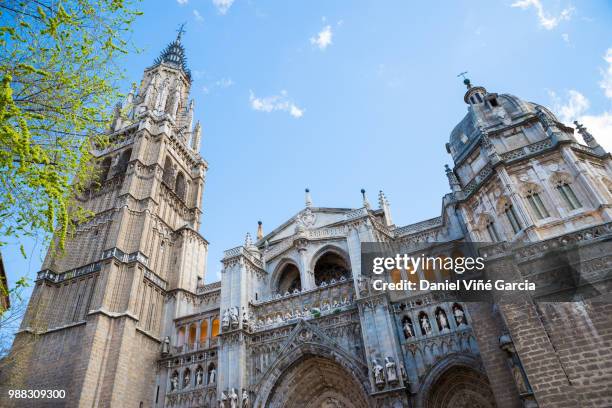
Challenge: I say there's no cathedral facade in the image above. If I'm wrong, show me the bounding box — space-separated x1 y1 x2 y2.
2 35 612 408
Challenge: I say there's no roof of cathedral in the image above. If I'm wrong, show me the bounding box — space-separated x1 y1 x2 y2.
448 84 560 164
151 31 192 81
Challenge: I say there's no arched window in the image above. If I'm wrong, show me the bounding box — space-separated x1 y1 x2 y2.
525 188 549 219
556 181 581 210
276 263 301 294
503 202 521 234
163 157 174 186
390 269 402 284
188 324 197 347
177 327 185 347
200 321 208 343
116 148 131 174
175 171 186 201
98 157 112 183
313 251 350 286
486 220 499 242
211 318 220 337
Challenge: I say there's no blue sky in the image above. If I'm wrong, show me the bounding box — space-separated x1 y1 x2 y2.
4 0 612 295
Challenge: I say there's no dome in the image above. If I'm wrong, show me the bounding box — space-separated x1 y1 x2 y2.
447 87 560 163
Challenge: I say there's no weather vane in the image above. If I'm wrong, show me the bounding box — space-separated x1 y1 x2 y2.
176 22 187 41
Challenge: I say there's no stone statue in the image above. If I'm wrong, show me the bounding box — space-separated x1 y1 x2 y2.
209 367 216 384
229 388 238 408
372 358 385 385
358 276 368 294
421 315 432 335
220 391 228 408
161 336 170 355
242 310 250 330
241 389 250 408
385 357 398 383
512 364 528 394
222 309 230 329
403 320 413 338
230 307 239 329
170 373 178 391
454 307 466 326
438 311 449 331
183 371 190 388
196 368 203 386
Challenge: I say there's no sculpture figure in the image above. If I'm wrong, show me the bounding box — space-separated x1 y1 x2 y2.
242 389 250 408
161 336 170 354
438 310 449 331
209 367 216 384
454 307 466 326
222 309 230 329
421 315 432 335
230 307 239 329
385 357 398 383
220 391 228 408
372 358 385 385
229 388 238 408
403 319 413 338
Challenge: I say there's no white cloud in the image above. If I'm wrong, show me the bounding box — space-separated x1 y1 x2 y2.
249 90 304 118
310 25 333 50
511 0 574 30
176 0 188 5
215 78 234 88
549 89 590 123
213 0 234 15
600 48 612 99
193 9 204 22
561 33 570 44
549 48 612 152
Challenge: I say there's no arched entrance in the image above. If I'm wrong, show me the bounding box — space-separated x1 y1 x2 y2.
424 364 496 408
266 355 369 408
254 339 372 408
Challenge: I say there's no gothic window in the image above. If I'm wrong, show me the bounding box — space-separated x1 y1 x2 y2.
200 320 208 343
525 189 549 220
475 93 483 103
503 202 521 234
313 251 350 286
390 268 401 284
486 221 499 242
188 324 197 347
556 181 581 210
98 157 111 183
177 326 185 346
163 157 174 186
211 318 220 337
276 263 301 294
115 148 131 174
175 171 187 201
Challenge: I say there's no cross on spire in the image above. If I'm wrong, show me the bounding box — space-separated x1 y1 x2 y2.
457 71 471 89
176 22 187 42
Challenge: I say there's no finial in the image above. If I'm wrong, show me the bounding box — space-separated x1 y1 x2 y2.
378 190 387 208
245 232 253 247
305 188 312 207
176 22 187 42
378 190 393 226
361 189 371 209
257 221 263 240
445 164 462 193
457 71 471 89
573 120 599 148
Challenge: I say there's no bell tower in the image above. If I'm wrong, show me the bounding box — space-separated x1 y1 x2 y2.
1 31 209 408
